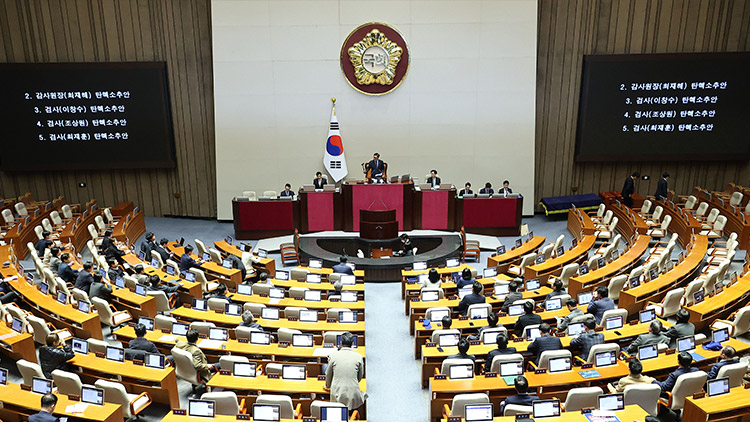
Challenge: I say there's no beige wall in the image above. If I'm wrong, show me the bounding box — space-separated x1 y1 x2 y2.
213 0 538 219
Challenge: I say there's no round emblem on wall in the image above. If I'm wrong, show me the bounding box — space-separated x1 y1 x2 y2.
340 22 410 96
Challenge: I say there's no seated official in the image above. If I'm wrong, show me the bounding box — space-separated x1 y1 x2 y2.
39 333 74 379
314 171 328 189
89 272 112 302
608 359 654 393
456 268 474 289
140 232 157 257
501 279 524 313
48 246 62 273
226 253 247 280
426 169 441 188
280 183 295 197
74 262 95 294
208 283 233 303
499 180 513 196
332 256 354 275
153 238 173 263
456 281 485 316
101 229 125 264
570 319 604 359
107 258 124 283
0 277 20 305
57 253 78 285
587 286 615 324
36 230 52 257
468 312 503 341
447 337 476 362
486 334 517 373
479 182 494 195
133 264 149 286
40 240 53 266
557 298 587 331
656 352 697 393
527 323 562 365
179 245 202 273
329 280 344 301
420 268 442 289
129 323 159 354
29 393 58 422
545 279 567 300
395 234 414 256
441 316 453 330
458 182 473 197
175 329 220 384
663 309 695 347
707 346 738 380
501 376 540 414
515 301 542 337
148 274 181 307
627 320 669 353
366 152 386 180
238 310 264 331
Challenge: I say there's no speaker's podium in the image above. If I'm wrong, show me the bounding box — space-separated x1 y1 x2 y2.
359 209 398 240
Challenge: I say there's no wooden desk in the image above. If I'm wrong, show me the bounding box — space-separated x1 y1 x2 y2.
161 416 309 422
168 244 242 287
111 286 157 318
486 236 546 272
207 373 367 395
683 385 750 422
524 235 597 282
693 187 750 250
0 322 37 363
0 383 123 422
112 208 146 245
122 252 203 302
5 209 53 257
608 201 649 238
233 199 300 240
402 263 476 299
229 292 366 312
567 234 651 297
59 209 101 253
568 208 596 236
404 275 516 308
657 199 702 248
440 405 648 422
269 277 365 294
214 240 276 275
71 352 180 408
685 271 750 331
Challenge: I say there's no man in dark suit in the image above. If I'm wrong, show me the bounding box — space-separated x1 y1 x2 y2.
501 376 540 413
89 273 112 302
57 253 78 285
707 346 738 380
458 182 473 197
655 172 669 200
622 172 639 207
500 180 513 196
179 245 202 273
570 319 604 360
128 323 159 354
153 238 173 263
365 153 386 179
395 234 414 256
663 309 695 347
515 301 542 337
148 274 181 307
527 323 562 365
587 286 615 324
29 393 58 422
656 351 698 393
313 172 328 189
456 268 474 289
456 281 485 315
447 337 475 362
74 262 95 294
486 334 517 373
480 182 494 195
501 279 523 313
107 258 125 283
101 229 125 264
332 256 354 275
35 231 51 257
280 183 295 197
426 169 441 187
140 232 157 258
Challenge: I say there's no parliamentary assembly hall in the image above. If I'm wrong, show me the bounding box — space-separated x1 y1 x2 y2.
0 1 749 421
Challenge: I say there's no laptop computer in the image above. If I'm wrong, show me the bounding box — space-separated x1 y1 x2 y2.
252 404 280 422
233 361 257 377
639 309 656 323
577 292 593 305
188 399 215 418
494 284 510 295
508 304 524 316
595 350 617 367
292 333 314 347
341 291 358 302
250 332 271 345
172 322 189 336
429 309 450 322
105 347 125 362
638 344 658 361
225 303 242 316
144 353 165 369
81 386 105 405
0 368 7 385
526 278 541 291
282 364 307 380
712 327 730 344
134 284 147 296
237 284 252 295
438 333 460 347
299 310 318 322
269 288 285 299
304 290 322 301
306 273 321 283
499 361 523 384
11 317 23 333
678 335 705 361
339 310 358 323
532 400 561 418
320 406 348 422
340 274 356 285
483 267 497 278
32 377 52 394
192 298 207 311
707 377 730 397
597 393 625 411
604 315 624 330
208 328 228 342
72 338 88 355
545 298 562 311
413 261 427 271
567 322 585 336
138 317 155 331
275 270 289 280
261 307 279 320
483 330 502 345
308 259 323 269
469 306 489 320
448 363 474 380
548 356 571 373
446 258 459 268
526 327 542 341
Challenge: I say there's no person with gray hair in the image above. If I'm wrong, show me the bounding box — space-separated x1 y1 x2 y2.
627 319 670 353
707 345 738 380
237 310 263 331
325 332 367 411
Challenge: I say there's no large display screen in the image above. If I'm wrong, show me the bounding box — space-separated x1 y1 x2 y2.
575 52 750 161
0 62 176 171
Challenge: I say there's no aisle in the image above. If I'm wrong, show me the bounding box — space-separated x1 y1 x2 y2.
364 282 431 422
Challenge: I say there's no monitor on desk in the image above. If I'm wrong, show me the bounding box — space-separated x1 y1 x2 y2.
165 265 175 276
172 322 189 336
340 274 356 285
483 267 497 278
413 261 427 271
145 353 165 369
299 310 318 322
269 288 285 299
237 284 252 295
225 303 242 316
114 277 125 288
150 257 160 268
707 377 730 397
508 304 524 316
577 292 593 305
693 289 704 303
499 361 523 377
192 298 207 311
222 259 232 269
282 364 307 380
494 284 510 295
105 346 125 362
306 273 322 283
469 306 489 320
579 262 589 275
202 252 210 261
638 344 658 361
567 322 585 336
483 331 502 345
250 332 271 345
545 298 562 311
649 268 659 280
57 291 68 305
548 356 572 373
138 317 155 331
429 309 450 323
32 377 52 395
257 248 268 258
341 291 358 303
188 399 216 418
677 335 696 352
81 386 104 405
185 271 196 282
597 393 624 411
72 338 88 355
712 328 730 344
225 236 232 245
275 270 289 281
595 350 617 367
629 276 640 289
304 290 322 301
532 400 561 418
10 317 23 333
320 406 348 422
233 361 257 377
252 404 280 422
0 368 7 385
526 278 541 291
526 327 542 341
40 281 49 295
604 315 624 330
309 259 323 269
421 290 439 302
639 309 656 324
134 284 147 296
339 310 358 323
446 258 460 268
438 333 460 347
261 307 279 320
448 363 474 380
138 251 145 260
496 245 506 255
292 333 314 347
458 287 472 300
208 327 229 342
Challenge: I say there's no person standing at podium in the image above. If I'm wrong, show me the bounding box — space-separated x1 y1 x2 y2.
314 172 328 189
365 153 386 180
621 172 639 207
426 169 441 187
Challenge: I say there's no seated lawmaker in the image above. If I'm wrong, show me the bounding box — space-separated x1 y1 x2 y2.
39 333 74 379
501 279 523 313
280 183 295 198
456 281 485 315
456 268 474 289
655 352 697 393
175 329 220 384
587 286 614 324
500 376 539 414
29 394 59 422
479 182 494 195
36 230 52 257
447 337 475 362
527 323 562 365
608 359 654 393
420 268 442 289
89 272 112 302
426 169 441 187
626 320 669 353
129 323 159 354
238 311 264 331
557 298 586 331
148 274 181 307
499 180 513 196
570 319 603 359
486 334 517 373
515 301 542 337
179 245 202 273
468 312 503 341
707 346 738 380
153 238 173 263
313 172 327 189
545 279 567 300
57 253 78 285
332 256 354 275
74 262 95 294
458 182 473 197
663 309 695 348
107 258 124 283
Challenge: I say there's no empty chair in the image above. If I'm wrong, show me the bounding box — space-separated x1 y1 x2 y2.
700 270 720 294
71 288 91 306
639 200 652 217
264 363 283 375
263 190 278 197
559 263 579 288
623 383 661 415
278 327 302 342
467 303 492 318
94 215 107 231
681 279 704 306
256 394 301 419
590 204 606 222
17 360 45 384
607 275 628 301
242 191 257 201
189 321 216 336
707 232 738 256
280 230 300 266
236 326 262 340
14 202 28 216
208 248 223 264
41 218 54 233
646 215 671 239
92 297 132 332
729 191 743 206
103 208 116 224
508 253 536 276
646 288 684 318
711 306 750 338
585 343 620 363
310 401 347 420
595 210 614 230
194 239 208 256
563 387 602 411
155 314 178 330
150 250 165 269
252 283 272 296
207 297 229 311
88 338 109 355
243 302 266 315
290 267 309 281
201 391 240 416
147 290 173 314
700 208 720 229
285 307 309 319
595 217 618 239
219 355 249 371
716 362 747 388
663 371 707 410
26 315 70 345
190 268 218 293
693 202 709 218
552 234 565 256
446 393 490 418
289 286 309 300
52 370 84 395
165 259 180 276
683 195 697 211
539 244 554 260
1 208 15 225
700 215 727 238
94 379 152 419
645 206 663 227
421 287 445 300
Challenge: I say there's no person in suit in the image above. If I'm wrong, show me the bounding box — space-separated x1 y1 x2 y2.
89 272 112 302
238 310 264 331
333 256 354 275
365 153 386 180
148 274 181 307
175 329 219 383
325 332 367 411
622 172 640 208
128 323 159 354
426 169 441 187
29 393 58 422
107 258 124 283
57 253 78 285
280 183 295 198
456 268 474 289
501 279 523 313
515 301 542 337
655 172 670 200
39 333 74 379
486 334 517 373
179 245 202 273
545 279 567 300
663 309 695 347
133 264 149 286
447 337 476 362
153 238 173 263
608 359 654 393
396 234 414 256
313 172 328 189
656 351 698 393
140 232 157 258
557 298 585 331
469 312 504 341
35 231 52 257
101 229 125 264
570 319 604 360
456 281 486 315
420 268 442 289
479 182 494 195
587 286 615 324
707 346 738 380
74 262 95 294
627 320 670 353
500 376 540 413
48 246 62 273
500 180 513 196
527 323 562 365
209 283 233 303
225 253 247 280
458 182 473 197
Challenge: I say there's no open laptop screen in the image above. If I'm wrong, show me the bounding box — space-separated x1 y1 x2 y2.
413 262 427 271
597 393 625 411
81 386 104 405
712 328 729 343
532 400 561 418
320 406 348 422
499 361 523 377
233 361 257 377
188 399 215 418
707 377 730 397
145 353 165 369
639 309 656 323
595 351 617 367
548 356 571 373
677 336 695 352
282 364 306 380
438 333 460 347
448 364 474 380
105 347 125 362
72 338 88 355
465 403 494 422
605 315 624 330
250 332 271 345
638 344 658 360
32 377 52 394
253 404 280 421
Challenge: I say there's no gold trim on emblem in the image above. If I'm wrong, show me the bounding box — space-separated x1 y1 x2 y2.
348 29 402 86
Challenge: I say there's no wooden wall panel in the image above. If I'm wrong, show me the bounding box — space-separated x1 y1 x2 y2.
536 0 750 209
0 0 216 217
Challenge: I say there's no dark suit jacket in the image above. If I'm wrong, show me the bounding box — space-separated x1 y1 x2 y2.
657 366 698 392
108 267 124 282
515 313 543 337
502 393 540 413
179 253 200 273
427 176 441 187
153 245 171 263
587 297 615 324
280 190 295 197
367 159 385 176
313 178 328 189
622 177 635 199
35 238 48 257
456 277 474 289
655 178 669 199
459 189 473 196
499 187 513 195
486 347 518 372
28 411 58 422
39 345 74 378
707 358 739 380
479 188 494 195
58 262 78 285
457 293 486 315
89 281 112 302
527 334 563 364
128 336 159 354
74 271 94 294
502 292 523 313
332 263 354 275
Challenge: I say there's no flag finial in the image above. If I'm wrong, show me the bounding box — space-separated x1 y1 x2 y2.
331 97 336 104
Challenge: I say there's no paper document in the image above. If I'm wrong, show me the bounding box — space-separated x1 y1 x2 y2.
158 335 177 342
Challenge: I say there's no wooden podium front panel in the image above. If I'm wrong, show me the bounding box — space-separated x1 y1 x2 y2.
232 200 300 239
348 183 407 231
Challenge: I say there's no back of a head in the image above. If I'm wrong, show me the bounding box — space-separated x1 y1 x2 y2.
340 332 354 347
629 359 643 375
259 272 268 282
649 320 662 334
51 246 60 256
676 309 690 324
135 264 144 273
108 258 117 268
339 256 347 264
584 319 596 330
45 333 58 347
428 268 440 283
333 280 343 293
632 172 640 178
145 232 154 241
487 312 498 327
462 268 472 280
184 245 194 254
457 337 469 354
216 284 227 295
93 272 102 283
663 172 670 178
442 316 452 329
677 351 693 368
186 329 199 343
104 229 113 237
596 286 608 298
509 280 519 293
83 262 93 271
553 279 563 292
134 323 146 337
242 310 253 325
496 334 508 349
523 301 534 314
41 393 58 409
472 280 482 294
42 230 51 238
61 252 70 261
150 274 161 287
540 323 551 334
514 375 529 393
567 298 578 308
722 345 736 359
